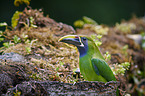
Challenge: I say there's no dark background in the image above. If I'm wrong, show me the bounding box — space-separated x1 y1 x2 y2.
0 0 145 27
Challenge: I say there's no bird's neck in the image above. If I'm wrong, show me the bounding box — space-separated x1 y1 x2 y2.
77 45 88 57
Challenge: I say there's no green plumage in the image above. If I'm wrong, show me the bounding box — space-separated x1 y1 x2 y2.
79 36 116 82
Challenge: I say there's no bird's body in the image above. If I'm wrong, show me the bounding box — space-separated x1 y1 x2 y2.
79 55 107 82
59 35 116 82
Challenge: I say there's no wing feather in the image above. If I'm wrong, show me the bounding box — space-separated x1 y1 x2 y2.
91 58 116 81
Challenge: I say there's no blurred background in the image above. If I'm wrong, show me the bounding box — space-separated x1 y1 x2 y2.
0 0 145 26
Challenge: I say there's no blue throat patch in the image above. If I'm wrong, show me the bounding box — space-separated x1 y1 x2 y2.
77 43 88 57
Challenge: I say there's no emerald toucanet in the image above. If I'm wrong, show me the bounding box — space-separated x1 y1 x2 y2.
58 35 116 82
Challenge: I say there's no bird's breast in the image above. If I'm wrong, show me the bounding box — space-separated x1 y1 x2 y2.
79 55 107 82
79 56 95 80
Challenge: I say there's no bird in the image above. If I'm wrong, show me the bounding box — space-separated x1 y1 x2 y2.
58 35 116 82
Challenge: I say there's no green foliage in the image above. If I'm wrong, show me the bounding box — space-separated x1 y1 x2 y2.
83 16 98 25
13 35 21 44
14 0 31 7
0 31 3 36
72 68 78 73
0 22 8 43
11 11 22 28
0 38 4 42
122 45 128 51
56 67 59 71
3 41 14 48
0 31 4 42
121 62 130 70
25 40 31 54
22 33 28 41
55 73 60 78
90 34 102 46
112 62 130 75
122 45 129 56
74 20 84 28
12 16 37 30
90 25 108 35
96 35 102 39
29 73 41 80
74 16 98 28
74 17 108 35
59 61 64 66
13 90 21 96
29 17 37 28
25 46 31 54
115 23 136 34
56 61 64 71
141 32 145 51
2 35 21 48
0 22 7 27
104 51 111 61
0 23 8 43
25 39 37 54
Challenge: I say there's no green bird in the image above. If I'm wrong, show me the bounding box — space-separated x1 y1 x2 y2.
58 35 116 82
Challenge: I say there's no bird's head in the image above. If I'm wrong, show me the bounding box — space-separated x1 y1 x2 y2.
59 35 95 57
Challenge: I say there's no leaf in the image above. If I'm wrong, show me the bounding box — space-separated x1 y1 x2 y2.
56 67 59 71
59 61 64 66
25 47 31 53
0 38 4 42
0 31 3 36
31 24 37 28
0 22 7 27
11 11 22 28
83 16 98 25
29 17 37 28
74 20 84 28
13 35 21 44
3 42 10 48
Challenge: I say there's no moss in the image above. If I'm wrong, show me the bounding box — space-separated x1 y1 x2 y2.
0 7 145 95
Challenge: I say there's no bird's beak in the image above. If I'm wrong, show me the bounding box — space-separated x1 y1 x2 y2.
58 35 84 47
